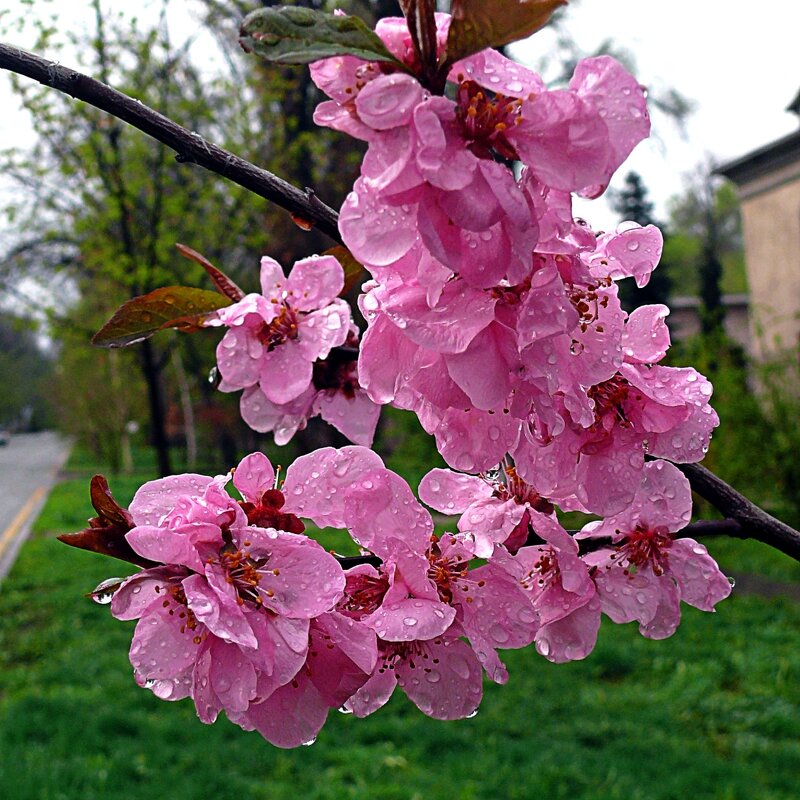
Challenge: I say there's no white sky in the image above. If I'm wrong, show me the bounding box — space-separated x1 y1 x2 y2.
555 0 800 228
1 0 799 237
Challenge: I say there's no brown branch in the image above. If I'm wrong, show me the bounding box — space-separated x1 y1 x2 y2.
336 518 756 570
678 462 800 562
0 42 342 244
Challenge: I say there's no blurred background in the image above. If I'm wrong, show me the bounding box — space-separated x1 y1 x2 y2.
0 2 799 798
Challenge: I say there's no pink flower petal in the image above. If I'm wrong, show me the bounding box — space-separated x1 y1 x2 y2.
669 538 732 612
622 304 671 363
258 344 313 405
343 468 433 557
366 597 455 642
184 573 257 650
397 637 483 720
285 255 345 311
129 474 215 527
535 596 601 663
315 388 381 446
355 73 425 129
282 446 385 528
418 468 492 514
240 677 329 748
232 452 275 504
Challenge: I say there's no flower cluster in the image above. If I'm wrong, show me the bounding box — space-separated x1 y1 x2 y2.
207 253 380 446
304 14 718 518
87 11 735 748
98 447 730 747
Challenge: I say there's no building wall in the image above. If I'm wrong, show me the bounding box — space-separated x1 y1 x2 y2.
737 162 800 359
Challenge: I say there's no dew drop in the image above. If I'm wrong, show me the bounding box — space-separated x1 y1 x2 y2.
91 577 123 605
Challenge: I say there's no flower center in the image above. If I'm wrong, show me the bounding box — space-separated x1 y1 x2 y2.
258 303 299 350
568 280 612 333
337 572 390 619
456 79 523 161
521 546 559 591
426 535 478 604
500 466 555 514
218 547 267 605
615 523 673 576
588 374 631 424
156 582 203 644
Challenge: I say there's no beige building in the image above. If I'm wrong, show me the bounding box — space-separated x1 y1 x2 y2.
718 92 800 359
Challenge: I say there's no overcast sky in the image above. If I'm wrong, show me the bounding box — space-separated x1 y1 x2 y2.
1 0 799 235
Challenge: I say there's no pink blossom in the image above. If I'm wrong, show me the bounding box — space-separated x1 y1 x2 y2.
210 254 350 406
229 610 378 748
346 628 484 720
495 510 600 663
581 460 732 638
111 457 346 738
420 465 554 558
239 327 381 446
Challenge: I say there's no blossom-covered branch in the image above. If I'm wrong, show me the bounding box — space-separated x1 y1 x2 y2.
3 39 796 563
0 42 342 243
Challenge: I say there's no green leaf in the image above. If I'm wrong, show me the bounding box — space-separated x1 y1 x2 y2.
444 0 566 65
239 6 402 66
91 286 232 348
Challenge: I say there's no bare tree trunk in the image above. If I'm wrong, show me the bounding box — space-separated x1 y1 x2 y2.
140 339 172 476
172 346 197 471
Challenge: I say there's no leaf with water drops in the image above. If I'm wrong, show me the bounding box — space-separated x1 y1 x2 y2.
444 0 566 66
239 6 404 66
92 286 232 348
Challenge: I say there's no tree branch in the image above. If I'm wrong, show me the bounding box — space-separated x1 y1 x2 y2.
677 462 800 561
335 518 760 570
0 42 343 244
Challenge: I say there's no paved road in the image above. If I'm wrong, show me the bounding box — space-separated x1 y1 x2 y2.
0 431 72 583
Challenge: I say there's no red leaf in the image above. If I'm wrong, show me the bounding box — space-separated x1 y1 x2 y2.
175 243 245 302
444 0 566 65
92 286 232 348
57 475 158 569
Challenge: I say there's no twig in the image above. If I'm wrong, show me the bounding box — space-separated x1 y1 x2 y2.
336 518 761 570
677 462 800 562
0 42 342 244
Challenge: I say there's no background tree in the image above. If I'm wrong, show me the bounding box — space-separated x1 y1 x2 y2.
1 1 280 474
0 310 54 431
665 164 745 334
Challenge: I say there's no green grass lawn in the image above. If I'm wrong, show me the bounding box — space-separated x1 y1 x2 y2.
2 459 800 799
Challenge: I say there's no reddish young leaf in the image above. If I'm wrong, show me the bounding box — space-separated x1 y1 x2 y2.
91 286 232 348
175 243 245 302
444 0 566 66
291 213 315 231
57 475 158 569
